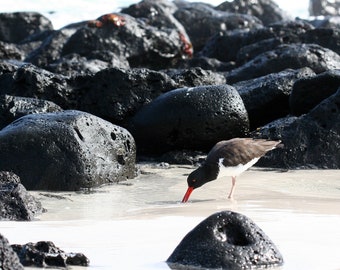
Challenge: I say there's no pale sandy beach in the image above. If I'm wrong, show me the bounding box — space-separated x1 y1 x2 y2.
0 164 339 270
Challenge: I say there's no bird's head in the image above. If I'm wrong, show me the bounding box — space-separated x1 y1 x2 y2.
182 168 206 203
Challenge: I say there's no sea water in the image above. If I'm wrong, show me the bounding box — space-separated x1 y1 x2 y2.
0 165 340 269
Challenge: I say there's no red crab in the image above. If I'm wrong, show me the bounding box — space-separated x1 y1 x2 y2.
179 32 193 58
88 13 126 28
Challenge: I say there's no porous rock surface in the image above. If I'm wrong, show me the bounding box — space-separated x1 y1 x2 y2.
0 110 136 191
167 211 284 269
0 171 43 221
255 87 340 169
0 234 24 270
128 84 249 153
0 94 63 129
11 241 89 267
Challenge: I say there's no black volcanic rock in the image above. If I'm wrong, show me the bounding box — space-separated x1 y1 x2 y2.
167 211 283 269
302 28 340 56
61 13 193 70
0 171 43 221
0 64 72 109
255 87 340 169
128 84 249 154
0 94 63 130
199 20 314 64
226 43 340 84
11 241 89 267
25 27 81 69
0 12 53 44
290 69 340 116
234 68 315 129
73 67 177 124
216 0 291 25
121 0 182 30
174 2 263 52
0 41 24 61
0 234 24 270
162 67 226 87
0 110 136 191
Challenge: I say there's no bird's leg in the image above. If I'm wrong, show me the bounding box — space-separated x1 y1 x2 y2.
228 176 236 199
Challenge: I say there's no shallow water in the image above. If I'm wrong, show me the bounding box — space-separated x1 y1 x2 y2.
0 164 339 270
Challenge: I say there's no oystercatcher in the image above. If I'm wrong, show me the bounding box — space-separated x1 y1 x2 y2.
182 138 282 202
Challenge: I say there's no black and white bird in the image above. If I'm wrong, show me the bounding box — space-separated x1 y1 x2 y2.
182 138 282 202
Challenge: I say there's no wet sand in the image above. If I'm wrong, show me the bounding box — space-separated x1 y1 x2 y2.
0 164 339 269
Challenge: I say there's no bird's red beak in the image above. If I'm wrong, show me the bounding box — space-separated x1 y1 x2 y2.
182 187 194 203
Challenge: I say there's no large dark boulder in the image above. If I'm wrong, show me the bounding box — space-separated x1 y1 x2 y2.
216 0 291 25
73 67 177 124
0 234 24 270
290 69 340 116
11 241 89 267
128 84 249 154
0 41 24 61
61 13 192 70
0 110 136 191
0 12 53 44
0 64 72 109
302 28 340 56
0 171 43 221
174 2 263 51
0 94 63 130
234 68 315 129
226 43 340 84
25 27 81 69
121 0 183 30
255 87 340 169
199 20 314 64
167 211 283 269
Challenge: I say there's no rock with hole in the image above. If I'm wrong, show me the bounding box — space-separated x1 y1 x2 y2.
0 110 136 191
167 211 283 269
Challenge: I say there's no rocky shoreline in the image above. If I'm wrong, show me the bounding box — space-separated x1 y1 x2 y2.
1 0 340 268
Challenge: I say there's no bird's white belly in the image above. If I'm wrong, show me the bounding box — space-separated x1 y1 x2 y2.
218 157 260 177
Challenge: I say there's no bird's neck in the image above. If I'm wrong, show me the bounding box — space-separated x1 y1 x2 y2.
201 162 219 182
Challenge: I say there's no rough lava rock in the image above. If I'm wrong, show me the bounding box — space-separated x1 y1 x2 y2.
199 20 314 64
0 171 44 221
128 84 249 154
0 12 53 44
290 69 340 116
167 211 284 269
162 67 226 87
255 87 340 169
73 67 177 124
0 234 24 270
233 67 315 129
0 110 136 191
0 94 63 129
11 241 89 267
226 43 340 84
61 13 192 70
0 63 72 109
174 2 263 51
216 0 291 25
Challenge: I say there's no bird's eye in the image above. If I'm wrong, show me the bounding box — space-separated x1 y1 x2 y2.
192 179 196 182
